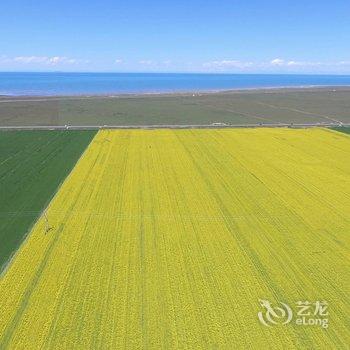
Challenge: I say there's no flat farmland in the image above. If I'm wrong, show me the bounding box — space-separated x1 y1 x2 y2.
334 126 350 135
0 128 349 349
1 88 350 127
0 130 96 271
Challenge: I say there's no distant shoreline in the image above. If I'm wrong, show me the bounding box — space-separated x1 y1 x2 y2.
1 85 350 100
2 72 350 97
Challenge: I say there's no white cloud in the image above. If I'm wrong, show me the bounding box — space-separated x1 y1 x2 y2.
1 54 350 72
286 60 300 66
270 58 324 67
14 56 47 64
200 57 350 73
288 60 323 67
270 58 285 66
47 56 78 65
3 56 85 65
203 60 253 69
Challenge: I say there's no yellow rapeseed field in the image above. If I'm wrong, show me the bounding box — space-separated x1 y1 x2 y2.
0 128 349 349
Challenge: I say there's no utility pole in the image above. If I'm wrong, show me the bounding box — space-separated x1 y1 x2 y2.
44 211 51 233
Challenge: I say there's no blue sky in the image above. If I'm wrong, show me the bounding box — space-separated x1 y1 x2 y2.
0 0 349 73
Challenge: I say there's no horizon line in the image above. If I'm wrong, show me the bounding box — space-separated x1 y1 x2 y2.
1 71 350 76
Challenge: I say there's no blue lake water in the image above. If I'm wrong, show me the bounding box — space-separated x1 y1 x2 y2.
1 72 350 96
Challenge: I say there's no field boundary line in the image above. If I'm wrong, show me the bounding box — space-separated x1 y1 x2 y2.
0 123 349 131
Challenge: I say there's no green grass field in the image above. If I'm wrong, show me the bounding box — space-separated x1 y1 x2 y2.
333 126 350 135
0 130 96 272
1 88 350 126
